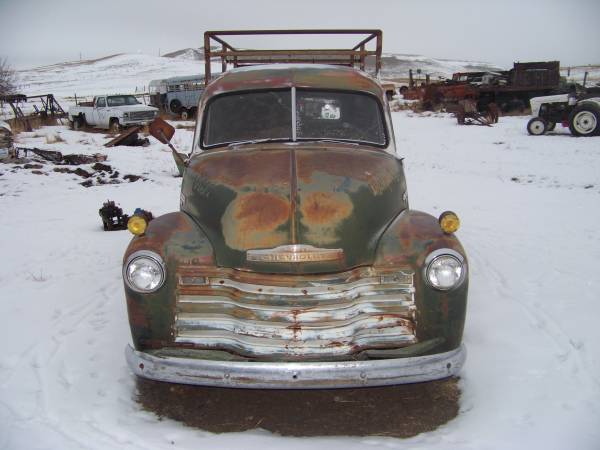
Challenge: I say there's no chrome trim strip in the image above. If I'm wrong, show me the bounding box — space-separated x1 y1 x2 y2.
189 276 414 298
125 344 466 389
291 86 297 141
176 296 415 323
175 328 417 358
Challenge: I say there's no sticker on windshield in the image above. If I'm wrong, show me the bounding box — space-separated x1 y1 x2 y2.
321 103 341 120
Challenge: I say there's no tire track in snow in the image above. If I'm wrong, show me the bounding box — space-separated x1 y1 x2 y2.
467 228 600 392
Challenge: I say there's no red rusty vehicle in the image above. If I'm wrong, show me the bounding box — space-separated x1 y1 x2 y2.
404 61 562 112
122 30 469 388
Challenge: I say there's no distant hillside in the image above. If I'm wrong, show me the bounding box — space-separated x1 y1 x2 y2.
14 51 599 101
379 54 502 80
162 47 219 60
160 47 503 79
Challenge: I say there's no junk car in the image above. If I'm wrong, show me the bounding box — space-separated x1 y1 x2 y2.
123 31 468 389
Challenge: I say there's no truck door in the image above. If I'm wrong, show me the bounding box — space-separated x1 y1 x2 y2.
94 97 108 127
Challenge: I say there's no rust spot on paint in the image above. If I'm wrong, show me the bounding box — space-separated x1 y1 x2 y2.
297 150 398 195
192 150 290 188
299 191 353 245
235 192 290 231
300 191 353 225
221 192 291 250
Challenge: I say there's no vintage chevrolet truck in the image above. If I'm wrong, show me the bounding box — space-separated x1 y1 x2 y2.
68 95 158 132
122 30 468 388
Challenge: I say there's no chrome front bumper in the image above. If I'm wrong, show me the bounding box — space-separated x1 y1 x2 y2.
125 344 466 389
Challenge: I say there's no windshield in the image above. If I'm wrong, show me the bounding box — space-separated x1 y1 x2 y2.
201 89 386 148
107 95 141 107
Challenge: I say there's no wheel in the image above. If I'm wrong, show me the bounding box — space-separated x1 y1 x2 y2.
72 116 84 130
546 121 556 132
568 103 600 136
170 99 182 114
180 109 189 120
399 86 408 95
527 117 548 135
109 119 121 134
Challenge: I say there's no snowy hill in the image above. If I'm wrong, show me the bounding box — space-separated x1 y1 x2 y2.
13 51 503 99
14 51 599 103
16 53 208 98
162 48 204 60
379 54 501 80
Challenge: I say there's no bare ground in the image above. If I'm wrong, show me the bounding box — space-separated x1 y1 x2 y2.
136 377 460 438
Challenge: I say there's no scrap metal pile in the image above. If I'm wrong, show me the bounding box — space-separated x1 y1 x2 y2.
0 94 67 131
402 61 562 113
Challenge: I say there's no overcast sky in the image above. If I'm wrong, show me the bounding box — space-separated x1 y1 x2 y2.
1 0 599 70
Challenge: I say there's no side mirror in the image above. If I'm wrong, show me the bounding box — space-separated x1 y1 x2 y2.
149 118 186 177
149 117 175 143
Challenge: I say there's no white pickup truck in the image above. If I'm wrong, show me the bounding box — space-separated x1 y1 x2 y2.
68 95 158 132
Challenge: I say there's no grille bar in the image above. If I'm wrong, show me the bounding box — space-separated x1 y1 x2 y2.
129 111 155 120
177 295 415 323
174 268 416 360
175 328 417 358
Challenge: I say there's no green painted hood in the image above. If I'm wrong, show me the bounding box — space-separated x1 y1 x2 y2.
181 145 407 273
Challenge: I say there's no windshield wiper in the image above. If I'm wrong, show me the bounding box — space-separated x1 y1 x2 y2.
312 139 359 145
227 138 289 148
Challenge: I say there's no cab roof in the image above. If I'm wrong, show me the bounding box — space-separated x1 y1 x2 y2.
204 64 384 98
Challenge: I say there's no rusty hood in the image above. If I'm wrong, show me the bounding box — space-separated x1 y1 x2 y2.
181 145 407 273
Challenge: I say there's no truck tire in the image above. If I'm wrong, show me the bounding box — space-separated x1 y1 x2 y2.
109 118 121 134
170 99 182 114
568 103 600 137
527 117 548 135
72 115 84 130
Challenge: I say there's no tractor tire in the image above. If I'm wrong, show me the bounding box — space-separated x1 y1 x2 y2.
170 99 182 114
527 117 548 135
180 109 189 120
568 103 600 137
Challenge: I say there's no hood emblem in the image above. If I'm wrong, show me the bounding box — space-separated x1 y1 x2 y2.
247 245 344 263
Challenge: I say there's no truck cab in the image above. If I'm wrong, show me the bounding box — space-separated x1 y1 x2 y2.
68 95 158 131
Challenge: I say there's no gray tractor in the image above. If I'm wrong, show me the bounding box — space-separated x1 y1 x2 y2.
527 90 600 137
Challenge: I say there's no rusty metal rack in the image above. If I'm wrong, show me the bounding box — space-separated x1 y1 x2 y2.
0 93 67 132
203 29 383 85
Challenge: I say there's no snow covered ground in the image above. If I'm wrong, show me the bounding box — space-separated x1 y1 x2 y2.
1 110 599 449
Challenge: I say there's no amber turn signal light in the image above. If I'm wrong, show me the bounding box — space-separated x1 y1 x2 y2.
127 215 147 236
439 211 460 234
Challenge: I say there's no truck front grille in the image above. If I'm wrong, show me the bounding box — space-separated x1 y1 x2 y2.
128 111 155 121
173 267 417 361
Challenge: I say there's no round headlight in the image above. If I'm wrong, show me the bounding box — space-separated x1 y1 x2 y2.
425 250 465 291
124 251 166 293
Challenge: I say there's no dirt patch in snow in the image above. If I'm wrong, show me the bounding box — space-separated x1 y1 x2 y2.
136 377 460 437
